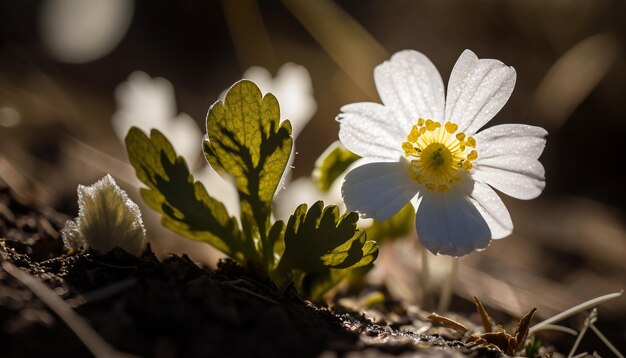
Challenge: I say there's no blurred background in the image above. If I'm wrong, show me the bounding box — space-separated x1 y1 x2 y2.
1 0 625 353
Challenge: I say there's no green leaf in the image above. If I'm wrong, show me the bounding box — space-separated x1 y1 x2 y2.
125 127 254 263
293 269 346 302
265 220 286 269
275 201 378 280
295 263 375 302
313 141 360 192
524 336 542 358
365 202 415 243
125 80 382 301
203 80 293 243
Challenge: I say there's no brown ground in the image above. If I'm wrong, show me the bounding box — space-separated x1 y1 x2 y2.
1 180 491 357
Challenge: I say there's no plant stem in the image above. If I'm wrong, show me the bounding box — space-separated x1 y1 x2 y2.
568 308 597 358
419 244 431 309
437 257 458 313
530 291 622 334
590 323 624 358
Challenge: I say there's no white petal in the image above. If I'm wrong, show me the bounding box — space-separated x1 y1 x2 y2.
196 166 240 219
338 102 404 160
410 191 423 212
242 66 273 90
469 181 513 239
164 113 203 163
268 63 317 139
244 63 317 139
374 50 445 126
342 159 419 221
415 191 491 257
474 124 548 160
445 49 516 135
473 155 545 200
113 71 177 133
112 72 202 163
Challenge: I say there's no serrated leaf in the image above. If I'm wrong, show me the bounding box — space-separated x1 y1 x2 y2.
297 263 375 302
293 269 346 302
276 201 379 279
125 127 254 262
265 219 286 269
296 241 377 301
365 202 414 243
313 141 360 192
203 80 293 240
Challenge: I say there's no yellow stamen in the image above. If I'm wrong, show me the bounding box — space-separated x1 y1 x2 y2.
425 119 437 131
407 126 420 142
445 122 458 134
403 119 479 192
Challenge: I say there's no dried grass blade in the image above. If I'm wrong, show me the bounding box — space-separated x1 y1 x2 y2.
427 313 468 333
474 296 493 333
514 307 537 353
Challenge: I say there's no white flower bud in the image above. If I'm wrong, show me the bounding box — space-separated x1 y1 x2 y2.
62 174 146 256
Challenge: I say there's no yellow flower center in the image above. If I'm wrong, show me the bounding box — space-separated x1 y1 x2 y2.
402 118 478 193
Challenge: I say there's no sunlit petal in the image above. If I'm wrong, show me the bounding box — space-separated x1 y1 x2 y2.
374 50 445 128
469 181 513 239
473 156 545 200
445 49 516 135
474 124 548 160
338 102 405 160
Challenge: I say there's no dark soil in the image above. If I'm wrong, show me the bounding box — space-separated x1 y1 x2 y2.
0 180 485 357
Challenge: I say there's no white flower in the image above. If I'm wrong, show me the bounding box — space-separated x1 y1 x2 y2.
112 71 202 163
220 63 317 139
242 63 317 139
338 50 547 257
62 174 147 256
